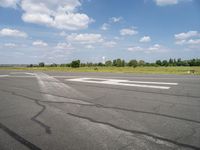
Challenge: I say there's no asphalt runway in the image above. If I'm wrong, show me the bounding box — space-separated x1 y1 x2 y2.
0 70 200 150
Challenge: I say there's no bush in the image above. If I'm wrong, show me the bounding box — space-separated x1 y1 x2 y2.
71 60 80 68
39 62 45 67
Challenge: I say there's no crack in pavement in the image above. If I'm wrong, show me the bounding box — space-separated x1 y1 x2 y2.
1 88 200 149
1 88 200 125
0 122 42 150
9 85 200 108
31 100 51 134
66 112 200 150
0 89 52 134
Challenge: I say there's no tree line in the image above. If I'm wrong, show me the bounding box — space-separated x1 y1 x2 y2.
27 58 200 68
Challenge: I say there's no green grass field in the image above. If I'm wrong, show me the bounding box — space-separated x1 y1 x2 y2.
0 66 200 75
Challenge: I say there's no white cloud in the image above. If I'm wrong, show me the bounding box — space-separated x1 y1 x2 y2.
128 44 168 53
85 45 94 49
154 0 191 6
101 23 110 31
110 17 123 23
174 31 199 40
120 28 138 36
187 39 200 45
59 31 67 36
4 43 17 48
67 33 104 44
0 0 19 8
0 28 28 38
103 41 117 48
2 0 93 30
154 0 178 6
32 40 48 47
55 42 73 50
140 36 151 42
174 30 200 48
127 46 143 52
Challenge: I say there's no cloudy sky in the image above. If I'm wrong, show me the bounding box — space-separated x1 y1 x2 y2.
0 0 199 64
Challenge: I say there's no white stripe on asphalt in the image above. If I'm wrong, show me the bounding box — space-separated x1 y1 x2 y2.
66 78 178 89
0 75 9 77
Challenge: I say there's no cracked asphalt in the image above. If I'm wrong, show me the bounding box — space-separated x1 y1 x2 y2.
0 70 200 150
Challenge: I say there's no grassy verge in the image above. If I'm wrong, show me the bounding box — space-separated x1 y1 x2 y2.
0 66 200 75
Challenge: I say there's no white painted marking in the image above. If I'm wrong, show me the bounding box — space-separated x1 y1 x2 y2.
66 78 178 89
25 72 35 76
35 73 89 102
0 75 9 77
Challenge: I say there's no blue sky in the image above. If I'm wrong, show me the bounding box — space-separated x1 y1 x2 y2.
0 0 199 64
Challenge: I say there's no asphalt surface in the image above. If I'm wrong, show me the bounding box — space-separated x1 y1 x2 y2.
0 70 200 150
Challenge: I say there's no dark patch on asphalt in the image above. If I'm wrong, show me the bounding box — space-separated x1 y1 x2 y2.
0 122 41 150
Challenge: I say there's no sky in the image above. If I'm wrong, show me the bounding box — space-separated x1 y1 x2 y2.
0 0 200 64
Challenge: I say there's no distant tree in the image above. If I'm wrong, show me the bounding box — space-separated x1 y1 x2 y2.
105 60 112 66
80 63 86 67
50 63 57 67
116 59 122 67
155 60 162 66
27 64 33 67
162 60 168 66
113 59 117 66
128 59 137 68
138 60 145 66
121 60 125 67
177 58 182 66
71 60 80 68
169 58 173 66
98 62 104 66
39 62 45 67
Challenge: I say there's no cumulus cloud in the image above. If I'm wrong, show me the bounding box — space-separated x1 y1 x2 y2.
128 44 168 53
187 39 200 45
110 17 123 23
127 46 143 52
0 0 93 30
101 23 110 31
174 30 200 47
0 28 28 38
175 31 199 40
59 31 67 36
120 28 138 36
32 40 48 47
67 33 104 44
103 41 117 48
85 45 94 49
0 0 19 8
140 36 151 42
4 43 17 48
55 42 73 50
154 0 191 6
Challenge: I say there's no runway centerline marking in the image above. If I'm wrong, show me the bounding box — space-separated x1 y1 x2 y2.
67 78 178 89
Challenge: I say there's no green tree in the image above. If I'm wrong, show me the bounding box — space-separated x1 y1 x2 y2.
105 60 112 66
162 60 168 66
116 59 122 67
138 60 145 66
39 62 45 67
71 60 80 68
128 60 137 67
155 60 162 66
